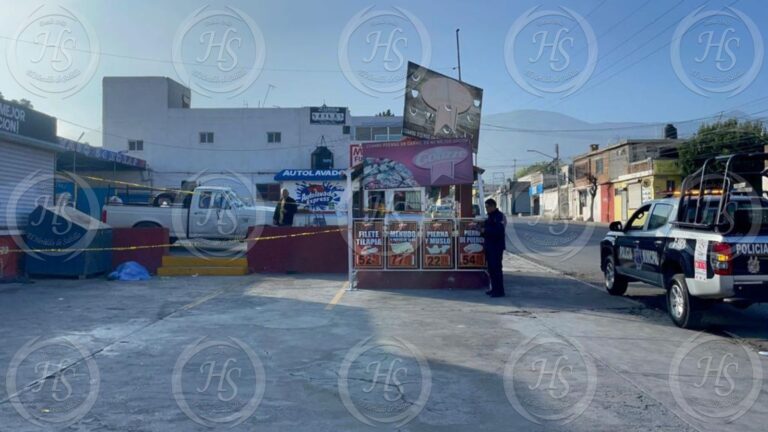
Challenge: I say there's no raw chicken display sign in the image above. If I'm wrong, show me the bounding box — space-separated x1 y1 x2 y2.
362 138 473 189
386 222 419 269
422 220 455 269
457 220 486 268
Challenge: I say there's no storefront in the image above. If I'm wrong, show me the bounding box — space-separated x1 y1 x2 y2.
350 138 489 289
0 100 61 280
274 168 347 226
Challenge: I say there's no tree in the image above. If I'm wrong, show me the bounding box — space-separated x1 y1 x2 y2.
516 161 556 179
0 93 34 109
679 118 767 176
14 98 33 109
586 173 598 222
375 109 394 117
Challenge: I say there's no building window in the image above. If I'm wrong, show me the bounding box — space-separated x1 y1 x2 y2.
372 127 388 140
199 132 214 144
267 132 281 143
355 127 372 141
128 139 143 151
256 183 281 202
594 159 604 175
666 180 675 191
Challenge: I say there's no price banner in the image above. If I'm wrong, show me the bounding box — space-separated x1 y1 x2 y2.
353 221 384 269
422 220 454 269
457 220 486 268
386 221 419 269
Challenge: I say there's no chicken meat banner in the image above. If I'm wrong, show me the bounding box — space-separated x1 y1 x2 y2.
457 220 485 269
353 221 384 269
386 221 420 269
362 138 473 189
422 220 454 269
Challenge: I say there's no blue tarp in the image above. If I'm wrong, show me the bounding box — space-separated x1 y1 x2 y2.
108 261 151 281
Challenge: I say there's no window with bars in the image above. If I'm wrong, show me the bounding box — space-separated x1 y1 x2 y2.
267 132 281 143
128 139 143 151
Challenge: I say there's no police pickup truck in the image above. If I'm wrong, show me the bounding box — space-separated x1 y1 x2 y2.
600 153 768 329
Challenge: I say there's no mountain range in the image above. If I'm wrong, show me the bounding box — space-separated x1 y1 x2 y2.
477 109 753 177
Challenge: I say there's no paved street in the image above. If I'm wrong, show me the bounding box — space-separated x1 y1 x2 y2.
507 216 768 351
0 247 767 431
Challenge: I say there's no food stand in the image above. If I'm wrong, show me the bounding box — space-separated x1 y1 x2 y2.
348 138 489 289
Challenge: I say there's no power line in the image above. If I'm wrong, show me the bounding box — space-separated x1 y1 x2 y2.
0 34 455 74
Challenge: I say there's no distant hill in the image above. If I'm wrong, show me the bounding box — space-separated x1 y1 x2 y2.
477 109 754 175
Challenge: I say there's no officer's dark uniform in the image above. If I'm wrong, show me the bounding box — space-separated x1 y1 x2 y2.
483 208 507 296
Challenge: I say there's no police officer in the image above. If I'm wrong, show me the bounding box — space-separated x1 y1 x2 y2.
482 198 506 297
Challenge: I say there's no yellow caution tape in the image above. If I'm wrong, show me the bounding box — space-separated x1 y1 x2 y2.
3 228 346 254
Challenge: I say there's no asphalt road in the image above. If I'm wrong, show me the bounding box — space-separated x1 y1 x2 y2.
506 216 608 284
2 259 767 431
506 216 768 351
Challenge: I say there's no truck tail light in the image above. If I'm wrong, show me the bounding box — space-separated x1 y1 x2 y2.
101 209 107 223
712 242 732 276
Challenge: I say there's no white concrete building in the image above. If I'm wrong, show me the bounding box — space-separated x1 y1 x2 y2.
102 76 401 202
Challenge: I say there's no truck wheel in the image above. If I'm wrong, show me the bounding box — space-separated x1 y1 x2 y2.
667 274 703 329
134 222 161 229
604 256 628 296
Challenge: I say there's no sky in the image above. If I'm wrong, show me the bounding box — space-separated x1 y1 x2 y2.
1 0 767 156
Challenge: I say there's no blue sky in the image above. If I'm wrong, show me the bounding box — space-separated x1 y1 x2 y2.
1 0 766 147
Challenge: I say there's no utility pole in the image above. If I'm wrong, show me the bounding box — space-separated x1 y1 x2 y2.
513 159 517 181
455 28 462 81
555 143 561 220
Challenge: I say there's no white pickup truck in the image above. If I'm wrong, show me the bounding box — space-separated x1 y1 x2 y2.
101 186 275 241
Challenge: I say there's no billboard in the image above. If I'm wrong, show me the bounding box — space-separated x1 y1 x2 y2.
0 99 57 143
362 138 473 189
349 144 363 167
310 106 346 124
402 62 483 150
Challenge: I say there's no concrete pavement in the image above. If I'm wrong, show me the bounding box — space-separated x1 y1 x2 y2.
0 252 765 431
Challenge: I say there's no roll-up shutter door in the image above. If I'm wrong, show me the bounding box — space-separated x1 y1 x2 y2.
0 140 55 230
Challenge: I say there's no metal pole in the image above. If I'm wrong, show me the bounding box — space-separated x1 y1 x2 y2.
73 151 78 207
513 158 517 181
477 172 486 218
455 28 462 81
346 168 355 291
555 143 561 220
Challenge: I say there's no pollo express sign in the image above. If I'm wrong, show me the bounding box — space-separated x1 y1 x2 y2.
362 138 473 188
